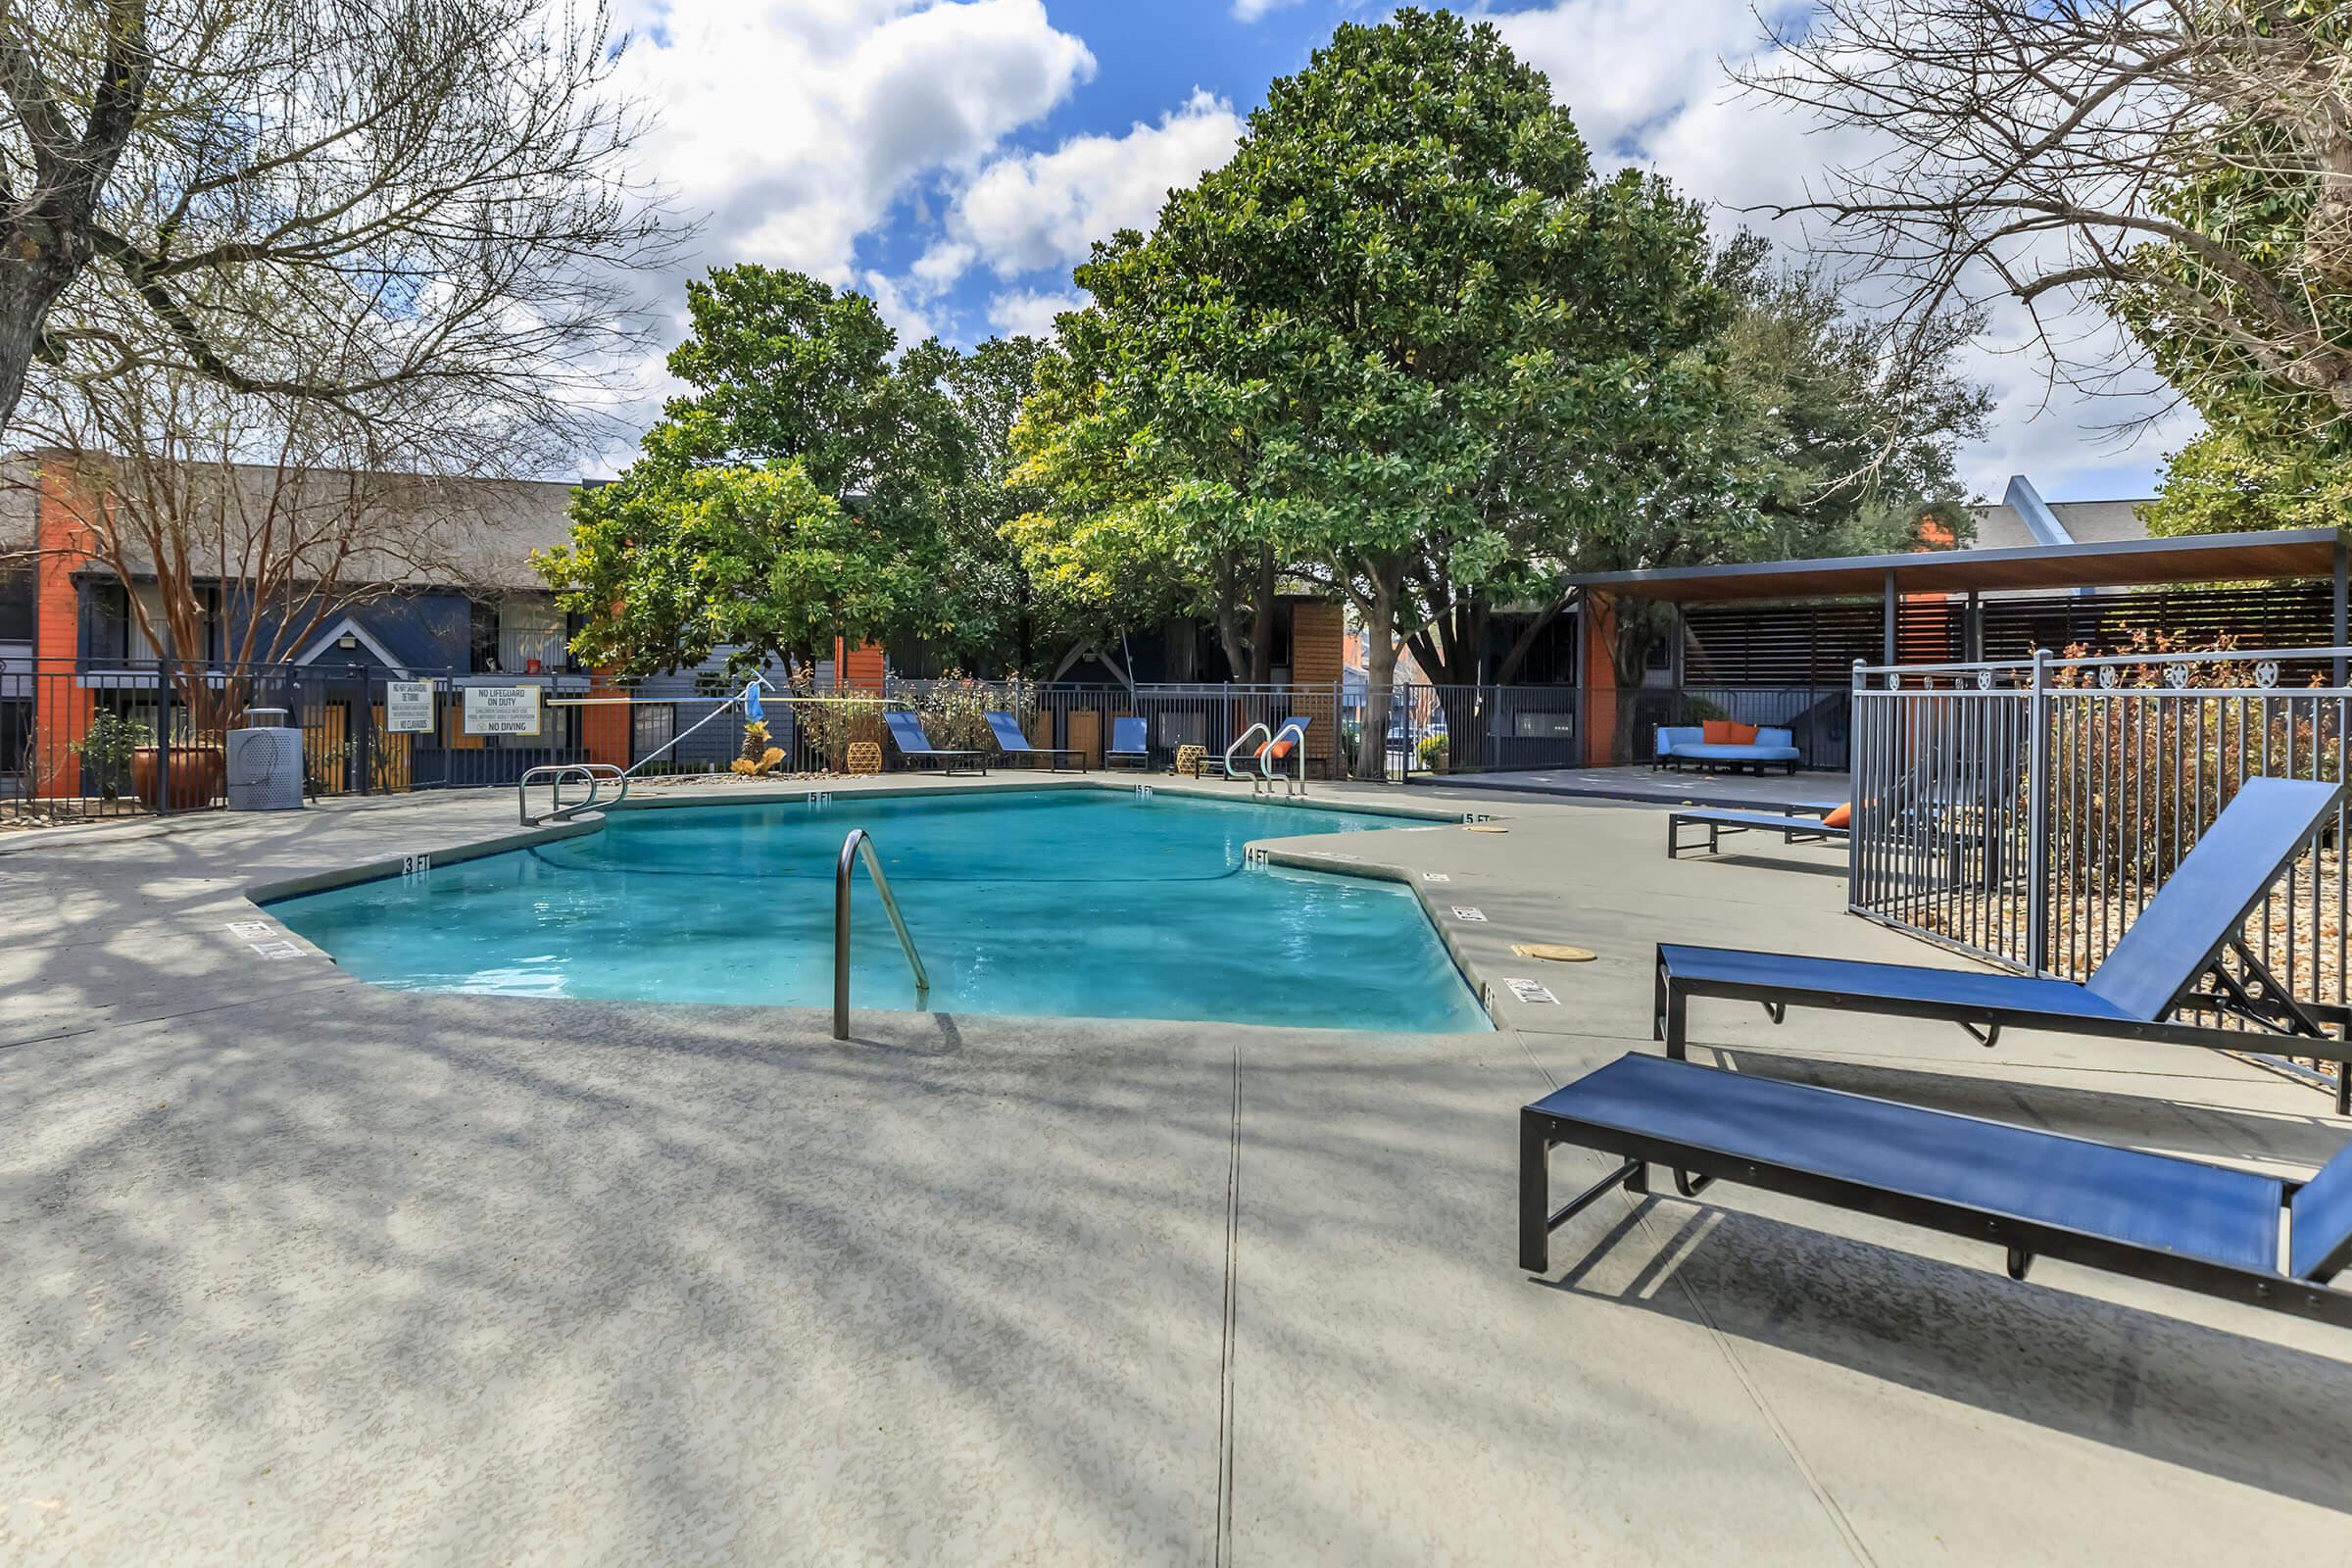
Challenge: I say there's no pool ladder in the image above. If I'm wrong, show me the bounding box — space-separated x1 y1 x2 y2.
835 827 928 1039
518 762 628 826
1225 721 1307 799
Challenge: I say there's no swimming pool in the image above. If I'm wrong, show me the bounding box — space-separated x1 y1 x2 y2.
267 788 1492 1032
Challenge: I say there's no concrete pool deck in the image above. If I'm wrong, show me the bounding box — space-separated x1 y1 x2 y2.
3 772 2349 1563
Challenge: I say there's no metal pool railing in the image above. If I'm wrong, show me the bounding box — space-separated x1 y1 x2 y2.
833 827 928 1040
1848 646 2351 1076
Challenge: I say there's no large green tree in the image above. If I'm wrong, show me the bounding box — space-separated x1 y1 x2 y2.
536 462 916 682
1558 237 1988 759
543 267 1039 677
1006 229 1294 686
1015 10 1727 777
2115 108 2352 538
936 334 1056 672
1004 308 1222 681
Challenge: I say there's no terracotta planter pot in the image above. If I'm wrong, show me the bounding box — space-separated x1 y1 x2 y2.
131 745 225 810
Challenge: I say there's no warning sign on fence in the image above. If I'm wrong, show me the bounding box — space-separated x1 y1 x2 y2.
463 685 541 736
385 679 436 734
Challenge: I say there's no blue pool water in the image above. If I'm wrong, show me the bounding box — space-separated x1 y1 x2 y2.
268 789 1491 1032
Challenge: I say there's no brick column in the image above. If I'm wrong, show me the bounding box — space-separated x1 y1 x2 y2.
32 461 97 798
1582 592 1619 767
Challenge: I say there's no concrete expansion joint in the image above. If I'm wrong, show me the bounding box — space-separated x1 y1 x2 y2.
1213 1036 1243 1567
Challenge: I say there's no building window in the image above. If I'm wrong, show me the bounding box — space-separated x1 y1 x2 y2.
496 594 565 673
84 580 130 661
468 599 500 672
0 569 31 643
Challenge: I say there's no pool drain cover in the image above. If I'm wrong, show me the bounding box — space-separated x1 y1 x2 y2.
1512 942 1596 962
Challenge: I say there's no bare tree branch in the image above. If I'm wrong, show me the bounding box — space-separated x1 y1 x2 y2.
1740 0 2352 427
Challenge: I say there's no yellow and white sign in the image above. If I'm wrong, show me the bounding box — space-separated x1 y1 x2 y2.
463 684 542 736
385 679 436 734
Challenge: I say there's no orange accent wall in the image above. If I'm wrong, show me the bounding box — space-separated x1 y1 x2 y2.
1582 592 1618 766
581 666 631 767
32 461 97 798
835 638 886 691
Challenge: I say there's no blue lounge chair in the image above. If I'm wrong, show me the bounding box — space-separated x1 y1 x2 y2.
1106 715 1149 770
1519 1052 2352 1326
882 710 988 776
984 711 1084 771
1655 776 2352 1109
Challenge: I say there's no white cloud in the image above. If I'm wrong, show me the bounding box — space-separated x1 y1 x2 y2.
986 287 1088 337
1232 0 1305 18
612 1 1095 286
910 240 977 291
914 89 1247 290
1491 0 2193 498
864 270 946 345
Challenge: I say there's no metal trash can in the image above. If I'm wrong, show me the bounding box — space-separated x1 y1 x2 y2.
226 708 305 811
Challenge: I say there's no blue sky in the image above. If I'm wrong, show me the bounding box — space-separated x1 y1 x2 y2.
600 1 2190 501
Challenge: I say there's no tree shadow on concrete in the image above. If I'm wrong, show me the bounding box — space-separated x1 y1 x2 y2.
1543 1195 2352 1514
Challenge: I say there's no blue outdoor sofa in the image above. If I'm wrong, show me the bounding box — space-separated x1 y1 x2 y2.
1655 724 1801 775
1652 776 2352 1111
1519 1051 2352 1327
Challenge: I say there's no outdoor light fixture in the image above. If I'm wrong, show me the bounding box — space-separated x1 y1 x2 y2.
337 632 358 651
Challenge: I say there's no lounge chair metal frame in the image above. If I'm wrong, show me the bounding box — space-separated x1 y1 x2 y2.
1666 806 1846 858
882 711 989 777
1655 944 2352 1112
1655 776 2352 1113
983 711 1085 771
1519 1055 2352 1329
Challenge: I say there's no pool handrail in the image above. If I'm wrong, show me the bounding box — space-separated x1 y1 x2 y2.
1224 722 1270 780
834 826 929 1040
519 761 627 826
1254 716 1308 799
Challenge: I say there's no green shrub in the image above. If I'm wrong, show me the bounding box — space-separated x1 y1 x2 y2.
1677 696 1727 725
74 710 151 801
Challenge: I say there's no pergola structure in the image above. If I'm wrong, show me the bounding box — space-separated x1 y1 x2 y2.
1556 526 2349 767
1567 526 2350 672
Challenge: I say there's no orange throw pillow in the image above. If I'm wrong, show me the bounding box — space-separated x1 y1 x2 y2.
1700 719 1736 745
1265 737 1295 760
1727 721 1760 745
1822 803 1852 828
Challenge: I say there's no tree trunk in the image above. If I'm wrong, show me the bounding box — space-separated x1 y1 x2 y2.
1608 600 1673 765
1353 584 1397 781
1249 544 1276 682
1210 551 1250 681
0 238 92 436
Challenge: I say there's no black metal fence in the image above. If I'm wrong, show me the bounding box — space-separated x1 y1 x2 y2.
1 656 595 822
1848 646 2350 1072
0 655 1614 817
